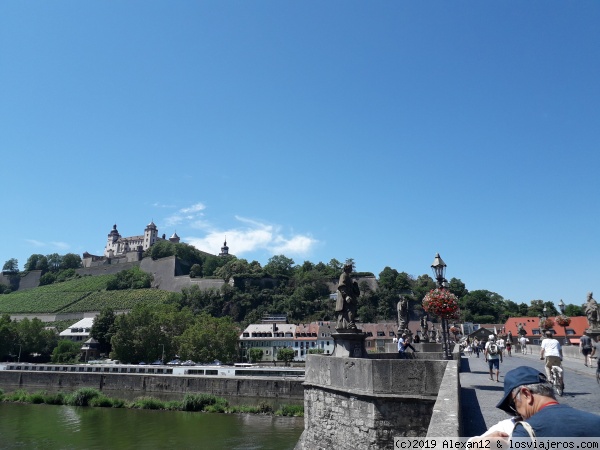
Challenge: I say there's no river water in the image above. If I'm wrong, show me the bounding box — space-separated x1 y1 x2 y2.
0 402 304 449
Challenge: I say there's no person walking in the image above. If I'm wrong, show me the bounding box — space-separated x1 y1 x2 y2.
473 338 481 358
492 366 600 438
485 334 502 382
540 331 563 389
519 335 528 354
580 331 593 367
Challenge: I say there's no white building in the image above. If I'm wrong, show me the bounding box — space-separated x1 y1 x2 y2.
104 222 180 258
59 317 94 342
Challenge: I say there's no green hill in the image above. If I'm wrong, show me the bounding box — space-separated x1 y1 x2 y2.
0 275 177 314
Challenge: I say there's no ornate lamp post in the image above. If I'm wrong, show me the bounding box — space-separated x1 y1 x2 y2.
557 299 571 345
431 253 451 359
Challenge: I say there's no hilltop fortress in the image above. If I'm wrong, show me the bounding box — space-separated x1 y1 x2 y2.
82 222 182 268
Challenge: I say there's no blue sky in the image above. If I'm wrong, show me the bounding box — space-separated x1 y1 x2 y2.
1 2 599 308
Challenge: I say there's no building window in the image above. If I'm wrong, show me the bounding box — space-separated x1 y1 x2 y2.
532 329 540 335
377 331 385 337
566 329 575 335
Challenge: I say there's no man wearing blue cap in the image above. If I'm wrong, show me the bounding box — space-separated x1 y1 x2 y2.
493 366 600 438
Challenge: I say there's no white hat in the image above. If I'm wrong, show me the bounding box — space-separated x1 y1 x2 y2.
489 334 495 340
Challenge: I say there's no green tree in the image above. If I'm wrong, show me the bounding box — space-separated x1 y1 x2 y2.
24 254 49 272
16 318 50 360
448 278 468 298
565 303 584 316
46 253 62 272
2 258 18 272
90 307 116 355
61 253 82 270
459 290 505 323
106 266 153 290
52 340 82 363
177 313 240 363
277 347 295 366
264 255 296 277
0 314 17 360
248 348 264 363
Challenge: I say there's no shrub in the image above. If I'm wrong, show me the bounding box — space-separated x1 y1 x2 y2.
181 393 228 412
129 396 165 410
43 392 65 405
275 404 304 417
29 392 46 404
110 398 126 408
65 388 101 406
7 389 29 402
89 395 114 408
257 401 273 413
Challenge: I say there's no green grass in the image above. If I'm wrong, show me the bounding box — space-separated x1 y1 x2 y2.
0 274 177 314
0 388 303 416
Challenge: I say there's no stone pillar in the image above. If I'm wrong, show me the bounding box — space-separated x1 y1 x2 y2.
331 329 368 358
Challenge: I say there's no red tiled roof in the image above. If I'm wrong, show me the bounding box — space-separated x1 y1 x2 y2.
503 316 589 338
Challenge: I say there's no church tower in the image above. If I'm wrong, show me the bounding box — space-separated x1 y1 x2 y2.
219 237 229 257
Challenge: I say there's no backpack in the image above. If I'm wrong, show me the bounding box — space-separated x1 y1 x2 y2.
488 343 499 356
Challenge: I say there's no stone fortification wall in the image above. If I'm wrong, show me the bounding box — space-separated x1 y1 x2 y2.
0 371 303 400
296 355 448 450
0 270 42 292
76 261 141 277
140 256 225 293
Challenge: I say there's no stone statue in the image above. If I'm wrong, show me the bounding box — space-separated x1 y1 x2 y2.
517 323 526 336
335 263 360 330
420 313 429 342
397 295 409 334
585 292 600 329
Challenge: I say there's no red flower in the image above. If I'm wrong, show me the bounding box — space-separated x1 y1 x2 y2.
555 315 571 327
422 288 460 320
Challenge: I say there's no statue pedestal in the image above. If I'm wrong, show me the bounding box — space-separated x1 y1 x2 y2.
331 330 368 358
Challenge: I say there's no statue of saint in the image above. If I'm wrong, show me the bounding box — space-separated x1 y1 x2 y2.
420 313 429 342
517 323 526 336
335 263 359 330
585 292 600 329
397 296 409 334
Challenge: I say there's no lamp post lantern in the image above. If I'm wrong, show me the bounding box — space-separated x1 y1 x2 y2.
558 299 571 345
431 253 451 359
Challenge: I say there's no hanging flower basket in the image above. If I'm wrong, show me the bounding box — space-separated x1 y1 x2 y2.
422 288 460 320
555 315 571 327
541 318 555 330
449 326 461 335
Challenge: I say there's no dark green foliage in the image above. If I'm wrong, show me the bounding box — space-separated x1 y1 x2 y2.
275 404 304 417
129 396 166 410
90 307 116 355
106 266 152 290
277 348 295 366
64 388 102 407
51 340 82 363
181 393 228 412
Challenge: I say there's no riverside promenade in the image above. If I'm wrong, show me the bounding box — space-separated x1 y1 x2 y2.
460 346 600 437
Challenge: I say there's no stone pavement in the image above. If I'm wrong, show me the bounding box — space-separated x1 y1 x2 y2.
459 346 600 437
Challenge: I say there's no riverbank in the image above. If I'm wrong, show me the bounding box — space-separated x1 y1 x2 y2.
0 387 303 416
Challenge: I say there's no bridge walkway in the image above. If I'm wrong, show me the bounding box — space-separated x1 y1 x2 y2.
459 346 600 437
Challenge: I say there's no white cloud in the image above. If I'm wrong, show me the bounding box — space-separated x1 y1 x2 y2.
181 203 206 214
25 239 70 252
185 216 318 259
163 202 206 228
25 239 45 247
160 203 318 259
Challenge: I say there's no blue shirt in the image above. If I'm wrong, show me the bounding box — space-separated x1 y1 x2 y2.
512 403 600 438
397 338 406 352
